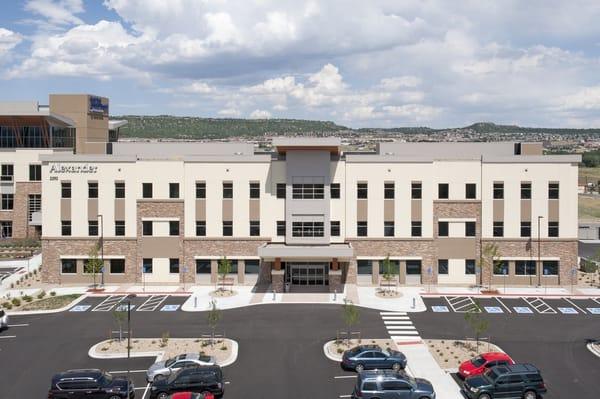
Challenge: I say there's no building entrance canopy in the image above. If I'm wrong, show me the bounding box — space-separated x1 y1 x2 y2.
257 243 353 261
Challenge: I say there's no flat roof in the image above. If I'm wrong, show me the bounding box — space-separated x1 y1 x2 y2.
272 137 342 154
111 142 255 157
0 101 75 127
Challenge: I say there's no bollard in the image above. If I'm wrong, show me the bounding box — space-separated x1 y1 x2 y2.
412 297 416 309
273 289 276 301
334 289 337 301
194 296 198 308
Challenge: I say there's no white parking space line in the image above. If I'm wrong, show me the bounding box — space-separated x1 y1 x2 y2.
92 295 127 311
593 298 600 306
334 375 356 379
445 296 480 312
495 297 512 313
7 323 29 327
381 316 410 320
523 297 556 314
563 298 586 314
339 395 352 398
137 295 168 312
141 384 150 399
0 335 16 339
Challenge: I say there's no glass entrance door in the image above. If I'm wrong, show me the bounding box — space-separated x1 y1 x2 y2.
287 263 329 285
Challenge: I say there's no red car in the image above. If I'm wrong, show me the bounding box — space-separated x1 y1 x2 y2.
458 352 515 378
169 392 214 399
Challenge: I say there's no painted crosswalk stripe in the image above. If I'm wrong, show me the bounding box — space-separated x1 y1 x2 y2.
391 332 420 337
92 295 127 312
384 321 413 325
387 326 417 330
381 316 410 320
380 312 407 316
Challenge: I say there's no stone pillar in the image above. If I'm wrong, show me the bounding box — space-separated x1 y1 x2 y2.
210 259 218 284
258 261 271 284
329 269 343 293
399 260 406 284
332 258 339 271
181 259 195 284
274 257 281 270
238 259 245 284
372 260 379 285
346 259 357 284
272 269 285 292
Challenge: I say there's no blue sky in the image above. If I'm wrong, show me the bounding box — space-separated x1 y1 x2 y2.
1 0 600 128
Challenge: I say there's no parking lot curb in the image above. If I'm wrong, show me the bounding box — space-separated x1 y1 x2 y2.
586 342 600 358
219 340 239 367
5 294 88 316
323 340 343 362
421 293 599 299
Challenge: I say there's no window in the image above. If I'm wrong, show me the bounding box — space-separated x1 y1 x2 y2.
196 221 206 236
245 259 260 274
115 182 125 198
520 221 531 237
438 183 449 199
276 221 286 236
169 258 180 274
249 220 260 236
357 221 368 237
379 259 400 274
29 164 41 181
438 259 449 275
223 221 233 236
465 259 476 275
357 183 368 199
195 259 211 274
28 194 41 221
494 260 509 276
330 183 340 199
195 182 206 199
169 221 179 236
88 220 98 236
548 182 559 199
292 221 325 237
465 221 476 237
292 184 324 199
521 182 531 199
383 221 395 237
61 220 71 236
543 261 559 276
493 182 504 199
115 220 125 236
411 182 422 199
88 182 98 198
0 221 12 238
142 221 153 236
384 182 395 199
411 221 422 237
493 221 504 237
1 164 13 181
357 260 372 275
169 183 180 199
516 260 536 275
142 183 152 198
223 182 233 198
548 221 559 237
406 260 421 275
110 259 125 274
143 258 153 273
331 221 340 236
249 182 260 199
466 183 477 199
61 181 71 198
382 381 412 391
1 194 13 210
61 259 76 274
276 183 286 198
438 221 449 237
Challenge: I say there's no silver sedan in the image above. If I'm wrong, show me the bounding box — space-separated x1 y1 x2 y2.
146 353 216 382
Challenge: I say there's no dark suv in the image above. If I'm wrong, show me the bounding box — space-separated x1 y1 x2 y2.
150 366 224 399
462 363 547 399
48 369 135 399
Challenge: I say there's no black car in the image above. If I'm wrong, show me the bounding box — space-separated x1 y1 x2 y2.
48 369 134 399
463 363 547 399
342 344 407 372
150 366 224 399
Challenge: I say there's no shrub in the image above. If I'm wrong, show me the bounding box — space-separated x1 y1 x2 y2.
11 298 21 306
160 332 170 348
50 291 56 297
220 345 227 351
2 302 12 310
580 259 599 274
22 295 33 302
37 291 46 299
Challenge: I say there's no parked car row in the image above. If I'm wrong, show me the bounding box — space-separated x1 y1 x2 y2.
459 352 547 399
47 352 223 399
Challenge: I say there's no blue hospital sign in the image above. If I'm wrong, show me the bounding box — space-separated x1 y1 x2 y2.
89 96 109 116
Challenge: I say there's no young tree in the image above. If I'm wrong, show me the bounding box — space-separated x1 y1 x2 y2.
218 256 232 291
380 255 397 293
85 244 103 288
480 243 501 290
342 299 360 346
207 299 221 348
112 308 126 341
464 299 489 353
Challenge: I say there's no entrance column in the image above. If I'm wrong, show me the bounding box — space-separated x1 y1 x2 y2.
272 257 284 293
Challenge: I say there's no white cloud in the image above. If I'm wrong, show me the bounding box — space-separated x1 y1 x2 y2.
559 86 600 110
379 76 421 89
249 109 272 119
383 104 442 122
0 28 23 56
218 108 242 117
25 0 84 26
343 106 382 121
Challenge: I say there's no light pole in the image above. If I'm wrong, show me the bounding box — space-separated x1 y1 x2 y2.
126 293 136 397
98 214 104 286
537 216 543 287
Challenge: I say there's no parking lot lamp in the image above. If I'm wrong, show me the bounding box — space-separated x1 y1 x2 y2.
537 216 543 287
98 214 104 286
126 293 136 396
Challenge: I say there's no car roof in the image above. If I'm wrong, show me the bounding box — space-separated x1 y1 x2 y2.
175 353 200 361
482 352 512 360
360 370 409 379
53 369 103 380
355 345 382 352
492 363 539 375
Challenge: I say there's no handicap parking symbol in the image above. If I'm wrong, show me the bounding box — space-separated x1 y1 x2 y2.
431 306 449 312
514 307 533 314
116 304 135 312
586 308 600 314
70 305 91 312
558 307 578 314
160 304 180 312
484 306 503 314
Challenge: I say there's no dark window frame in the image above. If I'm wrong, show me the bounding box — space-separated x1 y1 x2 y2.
169 258 180 274
88 182 98 198
465 183 477 199
520 221 531 237
438 259 449 275
142 220 153 236
195 182 206 199
438 183 449 199
195 221 206 236
88 220 98 236
438 221 449 237
357 221 368 237
411 182 422 199
276 183 286 199
330 183 340 199
548 182 559 199
331 221 341 236
548 221 559 237
521 182 532 199
110 259 125 274
249 182 260 199
223 221 233 236
249 220 260 236
384 182 395 199
465 221 476 237
169 183 180 199
276 221 286 236
411 221 422 237
61 181 71 198
115 182 125 198
357 183 368 199
223 182 233 199
465 259 476 275
493 182 504 199
61 220 71 236
169 220 179 236
493 221 504 237
115 220 125 236
29 164 41 181
142 183 153 199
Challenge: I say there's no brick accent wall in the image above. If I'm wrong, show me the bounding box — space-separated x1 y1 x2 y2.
13 182 41 239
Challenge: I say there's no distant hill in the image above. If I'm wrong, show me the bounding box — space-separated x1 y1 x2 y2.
111 116 600 139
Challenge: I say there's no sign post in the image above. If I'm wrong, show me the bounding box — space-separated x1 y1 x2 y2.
426 266 432 293
183 266 189 292
502 268 507 294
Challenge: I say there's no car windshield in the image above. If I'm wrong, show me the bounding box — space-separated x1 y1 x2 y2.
484 368 500 381
98 373 113 386
0 310 4 317
198 354 212 362
471 356 486 367
381 348 392 356
164 358 177 367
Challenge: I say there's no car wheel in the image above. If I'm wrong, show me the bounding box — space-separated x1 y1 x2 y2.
392 363 401 371
108 396 120 399
523 390 537 399
157 392 169 399
478 394 491 399
355 363 364 372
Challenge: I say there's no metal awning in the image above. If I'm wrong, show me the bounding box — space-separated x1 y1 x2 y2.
258 243 353 260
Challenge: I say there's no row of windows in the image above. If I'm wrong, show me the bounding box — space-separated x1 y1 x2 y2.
356 260 422 275
437 259 559 276
492 221 559 238
0 164 42 181
357 221 422 237
0 221 12 238
0 126 74 148
61 258 125 274
438 221 476 237
493 182 559 199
